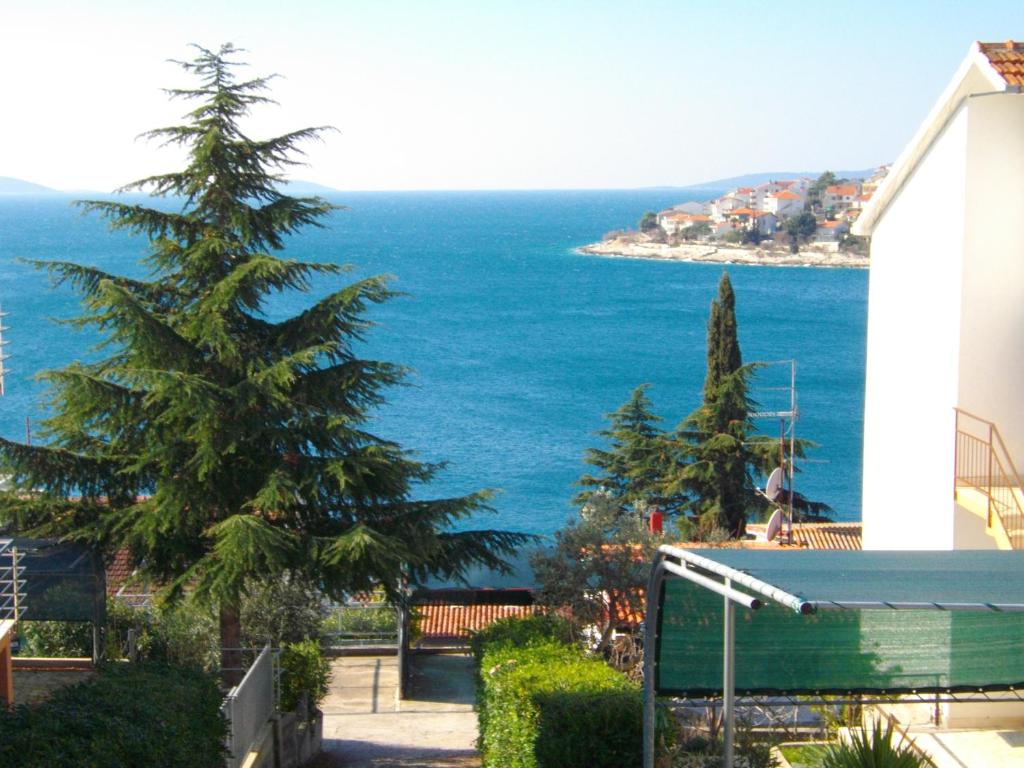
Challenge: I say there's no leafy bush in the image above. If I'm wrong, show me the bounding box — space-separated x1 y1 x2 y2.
106 598 219 670
18 620 93 657
0 663 225 767
469 613 576 663
279 639 332 715
476 633 641 768
240 575 328 647
821 721 929 768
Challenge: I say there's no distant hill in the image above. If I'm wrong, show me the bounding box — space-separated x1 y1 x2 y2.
678 169 875 191
276 179 343 195
0 177 60 196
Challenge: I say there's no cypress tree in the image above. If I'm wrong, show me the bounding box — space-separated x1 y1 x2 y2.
0 44 527 675
675 272 755 536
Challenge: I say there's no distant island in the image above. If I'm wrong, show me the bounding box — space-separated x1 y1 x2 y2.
582 168 890 269
0 176 343 197
0 177 61 196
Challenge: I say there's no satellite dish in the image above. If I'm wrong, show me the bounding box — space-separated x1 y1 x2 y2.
765 507 783 542
763 467 784 502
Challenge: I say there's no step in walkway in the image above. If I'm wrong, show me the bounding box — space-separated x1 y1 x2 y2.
320 654 480 768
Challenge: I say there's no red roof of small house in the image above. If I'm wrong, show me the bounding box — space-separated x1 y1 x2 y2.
770 190 801 200
826 184 858 197
820 220 847 228
416 603 545 640
979 40 1024 85
736 187 754 194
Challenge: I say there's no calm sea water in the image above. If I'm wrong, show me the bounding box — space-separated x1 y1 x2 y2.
0 190 867 537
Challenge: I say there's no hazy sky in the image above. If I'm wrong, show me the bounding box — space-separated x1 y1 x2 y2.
4 1 1022 191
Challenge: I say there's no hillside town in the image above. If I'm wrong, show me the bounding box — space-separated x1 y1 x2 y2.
655 165 891 248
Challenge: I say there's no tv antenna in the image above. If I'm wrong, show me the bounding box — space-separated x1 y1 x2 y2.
751 359 797 542
0 304 9 397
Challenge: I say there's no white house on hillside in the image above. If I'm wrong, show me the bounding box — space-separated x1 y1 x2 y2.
853 40 1024 552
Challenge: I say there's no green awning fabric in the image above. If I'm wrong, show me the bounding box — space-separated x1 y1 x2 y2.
654 550 1024 697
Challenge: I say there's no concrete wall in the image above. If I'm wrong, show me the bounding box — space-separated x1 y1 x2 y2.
959 92 1024 468
861 105 969 550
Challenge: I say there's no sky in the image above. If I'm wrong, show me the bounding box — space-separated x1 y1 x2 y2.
3 1 1023 192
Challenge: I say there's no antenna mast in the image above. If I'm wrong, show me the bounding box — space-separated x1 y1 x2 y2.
0 304 9 397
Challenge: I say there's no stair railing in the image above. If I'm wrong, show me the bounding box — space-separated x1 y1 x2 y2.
954 408 1024 549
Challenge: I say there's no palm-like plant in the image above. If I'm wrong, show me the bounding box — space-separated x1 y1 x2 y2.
820 720 931 768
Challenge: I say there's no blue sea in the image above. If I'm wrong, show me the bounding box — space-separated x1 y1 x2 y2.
0 190 867 537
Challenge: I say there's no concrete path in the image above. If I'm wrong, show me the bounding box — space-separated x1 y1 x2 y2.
320 654 480 768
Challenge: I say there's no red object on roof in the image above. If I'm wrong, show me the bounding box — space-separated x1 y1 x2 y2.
648 509 663 535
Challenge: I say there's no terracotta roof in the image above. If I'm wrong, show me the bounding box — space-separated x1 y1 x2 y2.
106 549 135 596
416 603 544 640
820 220 847 229
791 522 862 551
770 190 801 200
826 184 858 197
979 40 1024 85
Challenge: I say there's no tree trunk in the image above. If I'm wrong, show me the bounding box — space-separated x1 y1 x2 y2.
220 603 243 687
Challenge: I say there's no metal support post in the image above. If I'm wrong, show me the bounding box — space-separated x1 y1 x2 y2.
723 577 735 768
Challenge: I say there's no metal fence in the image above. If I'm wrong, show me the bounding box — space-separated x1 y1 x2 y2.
0 540 26 622
221 644 278 768
321 600 399 650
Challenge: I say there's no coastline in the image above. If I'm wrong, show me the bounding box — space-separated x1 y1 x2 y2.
577 237 869 269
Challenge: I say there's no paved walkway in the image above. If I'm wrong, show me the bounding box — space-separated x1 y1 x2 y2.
320 654 480 768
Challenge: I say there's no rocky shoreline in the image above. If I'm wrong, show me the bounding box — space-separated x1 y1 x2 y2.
578 236 869 268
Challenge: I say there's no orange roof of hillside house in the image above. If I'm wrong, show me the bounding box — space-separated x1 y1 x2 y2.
730 208 771 218
668 213 712 222
776 180 796 188
826 184 858 197
979 40 1024 85
769 190 801 200
820 219 847 229
736 187 754 193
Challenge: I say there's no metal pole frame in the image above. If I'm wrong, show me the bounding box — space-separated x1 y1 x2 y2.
643 547 780 768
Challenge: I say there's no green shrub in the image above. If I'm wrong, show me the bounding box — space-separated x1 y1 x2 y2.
478 639 642 768
240 575 328 647
469 613 576 663
18 620 93 657
821 721 929 768
0 662 225 767
106 598 219 670
279 639 332 714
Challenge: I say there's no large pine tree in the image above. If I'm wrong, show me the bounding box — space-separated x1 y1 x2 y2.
0 44 527 672
575 385 684 517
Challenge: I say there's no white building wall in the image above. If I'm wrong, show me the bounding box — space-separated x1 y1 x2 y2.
861 105 969 551
959 92 1024 467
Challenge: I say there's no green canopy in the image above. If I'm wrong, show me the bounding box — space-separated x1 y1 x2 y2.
651 549 1024 697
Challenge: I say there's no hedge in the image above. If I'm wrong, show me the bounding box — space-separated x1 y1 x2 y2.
475 617 642 768
0 662 226 768
470 613 576 663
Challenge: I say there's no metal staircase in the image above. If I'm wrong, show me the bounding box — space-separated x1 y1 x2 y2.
954 408 1024 549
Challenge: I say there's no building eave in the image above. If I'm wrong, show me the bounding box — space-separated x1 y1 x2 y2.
853 42 1009 237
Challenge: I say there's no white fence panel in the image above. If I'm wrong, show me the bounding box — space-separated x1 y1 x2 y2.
222 645 276 768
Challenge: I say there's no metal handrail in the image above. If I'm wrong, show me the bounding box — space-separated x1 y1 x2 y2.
880 711 936 767
954 408 1024 549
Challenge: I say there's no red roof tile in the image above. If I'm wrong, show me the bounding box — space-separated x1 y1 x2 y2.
979 40 1024 86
